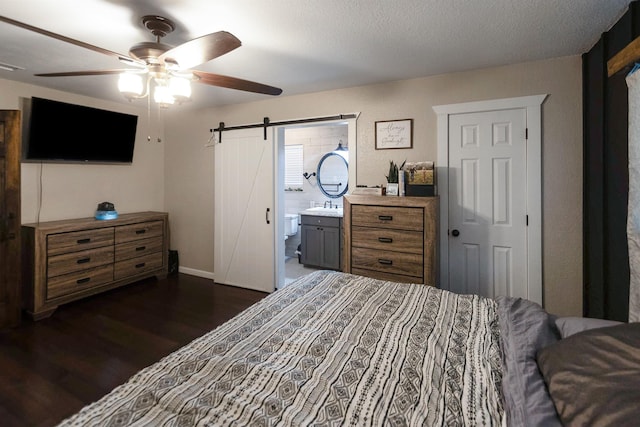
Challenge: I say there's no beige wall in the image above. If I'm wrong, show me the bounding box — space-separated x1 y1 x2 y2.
0 79 165 223
1 55 582 316
165 55 583 316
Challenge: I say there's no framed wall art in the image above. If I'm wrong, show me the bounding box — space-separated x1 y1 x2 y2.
375 119 413 149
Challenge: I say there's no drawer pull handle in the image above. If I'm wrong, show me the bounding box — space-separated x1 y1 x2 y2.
77 277 91 284
77 238 91 244
135 262 146 269
77 257 91 264
378 237 393 243
135 229 147 235
378 259 393 265
136 246 146 251
378 215 393 221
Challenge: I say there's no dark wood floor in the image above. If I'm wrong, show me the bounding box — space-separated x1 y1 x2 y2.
0 274 267 427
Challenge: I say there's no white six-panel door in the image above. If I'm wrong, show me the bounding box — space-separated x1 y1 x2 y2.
435 95 546 305
448 109 527 298
214 128 275 293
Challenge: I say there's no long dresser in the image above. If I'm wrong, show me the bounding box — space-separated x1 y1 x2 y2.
22 211 169 319
343 195 437 285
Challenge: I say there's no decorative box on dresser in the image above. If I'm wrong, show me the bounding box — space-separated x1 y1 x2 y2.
22 211 169 320
343 195 438 285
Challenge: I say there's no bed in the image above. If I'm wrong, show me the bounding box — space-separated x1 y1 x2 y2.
56 270 640 426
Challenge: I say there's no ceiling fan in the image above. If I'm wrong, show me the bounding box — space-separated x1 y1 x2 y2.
0 14 283 106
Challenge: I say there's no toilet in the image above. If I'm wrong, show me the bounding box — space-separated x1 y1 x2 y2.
284 214 299 239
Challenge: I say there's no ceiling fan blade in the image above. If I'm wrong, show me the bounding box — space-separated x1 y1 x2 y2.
160 31 241 69
192 71 282 96
0 15 144 67
35 69 141 77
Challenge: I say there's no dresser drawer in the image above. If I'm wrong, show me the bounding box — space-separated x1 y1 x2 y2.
351 226 423 254
351 268 422 284
47 264 114 299
114 252 163 280
351 246 423 278
47 228 114 256
115 221 164 244
351 205 423 231
300 215 341 227
47 246 114 278
115 237 163 262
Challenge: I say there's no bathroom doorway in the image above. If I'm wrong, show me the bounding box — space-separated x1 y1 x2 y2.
275 118 357 289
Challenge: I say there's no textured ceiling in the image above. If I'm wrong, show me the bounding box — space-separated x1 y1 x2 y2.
0 0 633 109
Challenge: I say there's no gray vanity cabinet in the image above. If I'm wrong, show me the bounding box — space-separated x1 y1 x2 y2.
300 215 342 270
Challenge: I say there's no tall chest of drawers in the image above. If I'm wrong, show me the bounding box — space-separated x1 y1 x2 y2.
22 212 169 319
343 195 437 285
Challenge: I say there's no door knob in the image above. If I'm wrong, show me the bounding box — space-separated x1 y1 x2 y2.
451 229 460 237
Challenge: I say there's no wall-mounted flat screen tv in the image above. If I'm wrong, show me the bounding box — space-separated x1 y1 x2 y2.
21 97 138 164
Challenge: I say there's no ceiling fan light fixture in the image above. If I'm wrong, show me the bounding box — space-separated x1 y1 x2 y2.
118 72 144 97
168 75 192 103
154 84 175 108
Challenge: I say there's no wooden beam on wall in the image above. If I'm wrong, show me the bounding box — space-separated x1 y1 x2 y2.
608 35 640 77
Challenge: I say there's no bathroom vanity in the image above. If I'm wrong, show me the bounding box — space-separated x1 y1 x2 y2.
299 208 343 270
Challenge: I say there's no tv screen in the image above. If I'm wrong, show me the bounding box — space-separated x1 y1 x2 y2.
22 97 138 164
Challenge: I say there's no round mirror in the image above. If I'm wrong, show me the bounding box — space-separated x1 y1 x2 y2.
317 152 348 198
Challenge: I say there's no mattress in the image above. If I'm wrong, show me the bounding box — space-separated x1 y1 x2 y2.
56 270 505 426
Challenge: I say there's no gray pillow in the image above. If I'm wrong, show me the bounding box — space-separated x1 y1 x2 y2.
555 316 622 338
496 296 562 427
537 323 640 426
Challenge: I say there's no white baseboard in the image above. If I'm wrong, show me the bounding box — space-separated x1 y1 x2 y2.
178 266 215 281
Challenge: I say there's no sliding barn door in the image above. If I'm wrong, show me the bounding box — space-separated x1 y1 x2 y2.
214 128 275 293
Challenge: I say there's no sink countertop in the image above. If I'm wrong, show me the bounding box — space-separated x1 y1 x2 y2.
300 207 344 217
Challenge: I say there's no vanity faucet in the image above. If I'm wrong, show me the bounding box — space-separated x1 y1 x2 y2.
324 200 333 208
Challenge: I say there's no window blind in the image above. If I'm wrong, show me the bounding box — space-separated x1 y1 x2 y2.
285 144 304 188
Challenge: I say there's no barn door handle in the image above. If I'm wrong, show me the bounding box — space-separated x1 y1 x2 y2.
451 229 460 237
266 208 271 224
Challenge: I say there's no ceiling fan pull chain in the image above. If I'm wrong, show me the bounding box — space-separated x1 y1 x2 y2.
206 130 216 146
147 79 152 141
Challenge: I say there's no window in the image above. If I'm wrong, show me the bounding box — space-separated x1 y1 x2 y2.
284 144 304 190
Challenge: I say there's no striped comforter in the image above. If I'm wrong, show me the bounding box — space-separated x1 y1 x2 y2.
58 270 504 426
